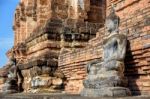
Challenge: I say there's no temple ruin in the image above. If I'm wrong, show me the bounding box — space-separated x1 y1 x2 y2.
0 0 150 97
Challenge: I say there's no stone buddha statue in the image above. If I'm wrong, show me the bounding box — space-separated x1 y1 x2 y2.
2 52 19 93
81 5 131 97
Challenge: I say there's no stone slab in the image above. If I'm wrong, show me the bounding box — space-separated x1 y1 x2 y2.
81 87 131 97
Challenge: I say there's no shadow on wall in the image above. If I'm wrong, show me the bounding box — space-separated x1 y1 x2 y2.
18 69 24 92
125 40 141 96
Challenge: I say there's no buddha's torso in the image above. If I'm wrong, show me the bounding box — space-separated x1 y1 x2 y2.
103 34 126 62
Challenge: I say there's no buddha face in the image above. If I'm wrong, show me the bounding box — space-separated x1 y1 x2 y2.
105 5 119 35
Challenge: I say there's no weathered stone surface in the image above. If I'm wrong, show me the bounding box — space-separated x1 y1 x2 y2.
81 87 131 97
2 0 105 93
52 78 63 86
2 54 19 94
31 76 52 88
81 6 131 97
0 0 149 96
58 0 150 95
1 93 150 99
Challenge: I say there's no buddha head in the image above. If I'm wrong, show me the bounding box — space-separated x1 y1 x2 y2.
105 4 120 35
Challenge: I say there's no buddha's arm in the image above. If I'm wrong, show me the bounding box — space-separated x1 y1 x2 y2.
104 35 127 61
86 59 102 73
117 36 127 61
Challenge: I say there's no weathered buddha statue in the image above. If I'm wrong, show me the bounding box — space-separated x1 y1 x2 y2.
81 5 131 97
2 53 19 93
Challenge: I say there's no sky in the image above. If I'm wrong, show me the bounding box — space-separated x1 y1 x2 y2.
0 0 19 67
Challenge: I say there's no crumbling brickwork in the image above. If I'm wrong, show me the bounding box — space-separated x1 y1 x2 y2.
58 0 150 95
0 0 149 95
0 0 106 93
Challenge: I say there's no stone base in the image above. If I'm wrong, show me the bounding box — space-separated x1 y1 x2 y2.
81 87 131 97
1 93 150 99
29 87 63 93
2 84 18 94
2 90 18 94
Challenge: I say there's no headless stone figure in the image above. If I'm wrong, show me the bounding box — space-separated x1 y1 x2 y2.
2 53 19 93
81 5 131 97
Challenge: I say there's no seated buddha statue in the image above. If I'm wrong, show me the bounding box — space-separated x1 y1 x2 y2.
2 53 19 93
81 5 131 97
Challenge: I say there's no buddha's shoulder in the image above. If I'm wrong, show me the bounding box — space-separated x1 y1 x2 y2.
103 33 126 44
109 33 127 40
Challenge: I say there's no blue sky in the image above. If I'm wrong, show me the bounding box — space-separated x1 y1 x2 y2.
0 0 19 67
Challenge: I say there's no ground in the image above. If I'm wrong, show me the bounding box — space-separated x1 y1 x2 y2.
0 93 150 99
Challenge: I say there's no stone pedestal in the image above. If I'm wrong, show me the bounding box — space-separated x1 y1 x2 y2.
81 87 131 97
81 66 131 97
2 78 18 94
30 76 64 93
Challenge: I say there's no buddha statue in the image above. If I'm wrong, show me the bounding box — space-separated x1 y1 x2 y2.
81 5 131 97
2 53 19 93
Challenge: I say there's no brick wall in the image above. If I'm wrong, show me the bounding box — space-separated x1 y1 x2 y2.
58 0 150 95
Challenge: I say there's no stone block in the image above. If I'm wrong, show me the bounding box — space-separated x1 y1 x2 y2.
52 78 63 86
81 87 131 97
